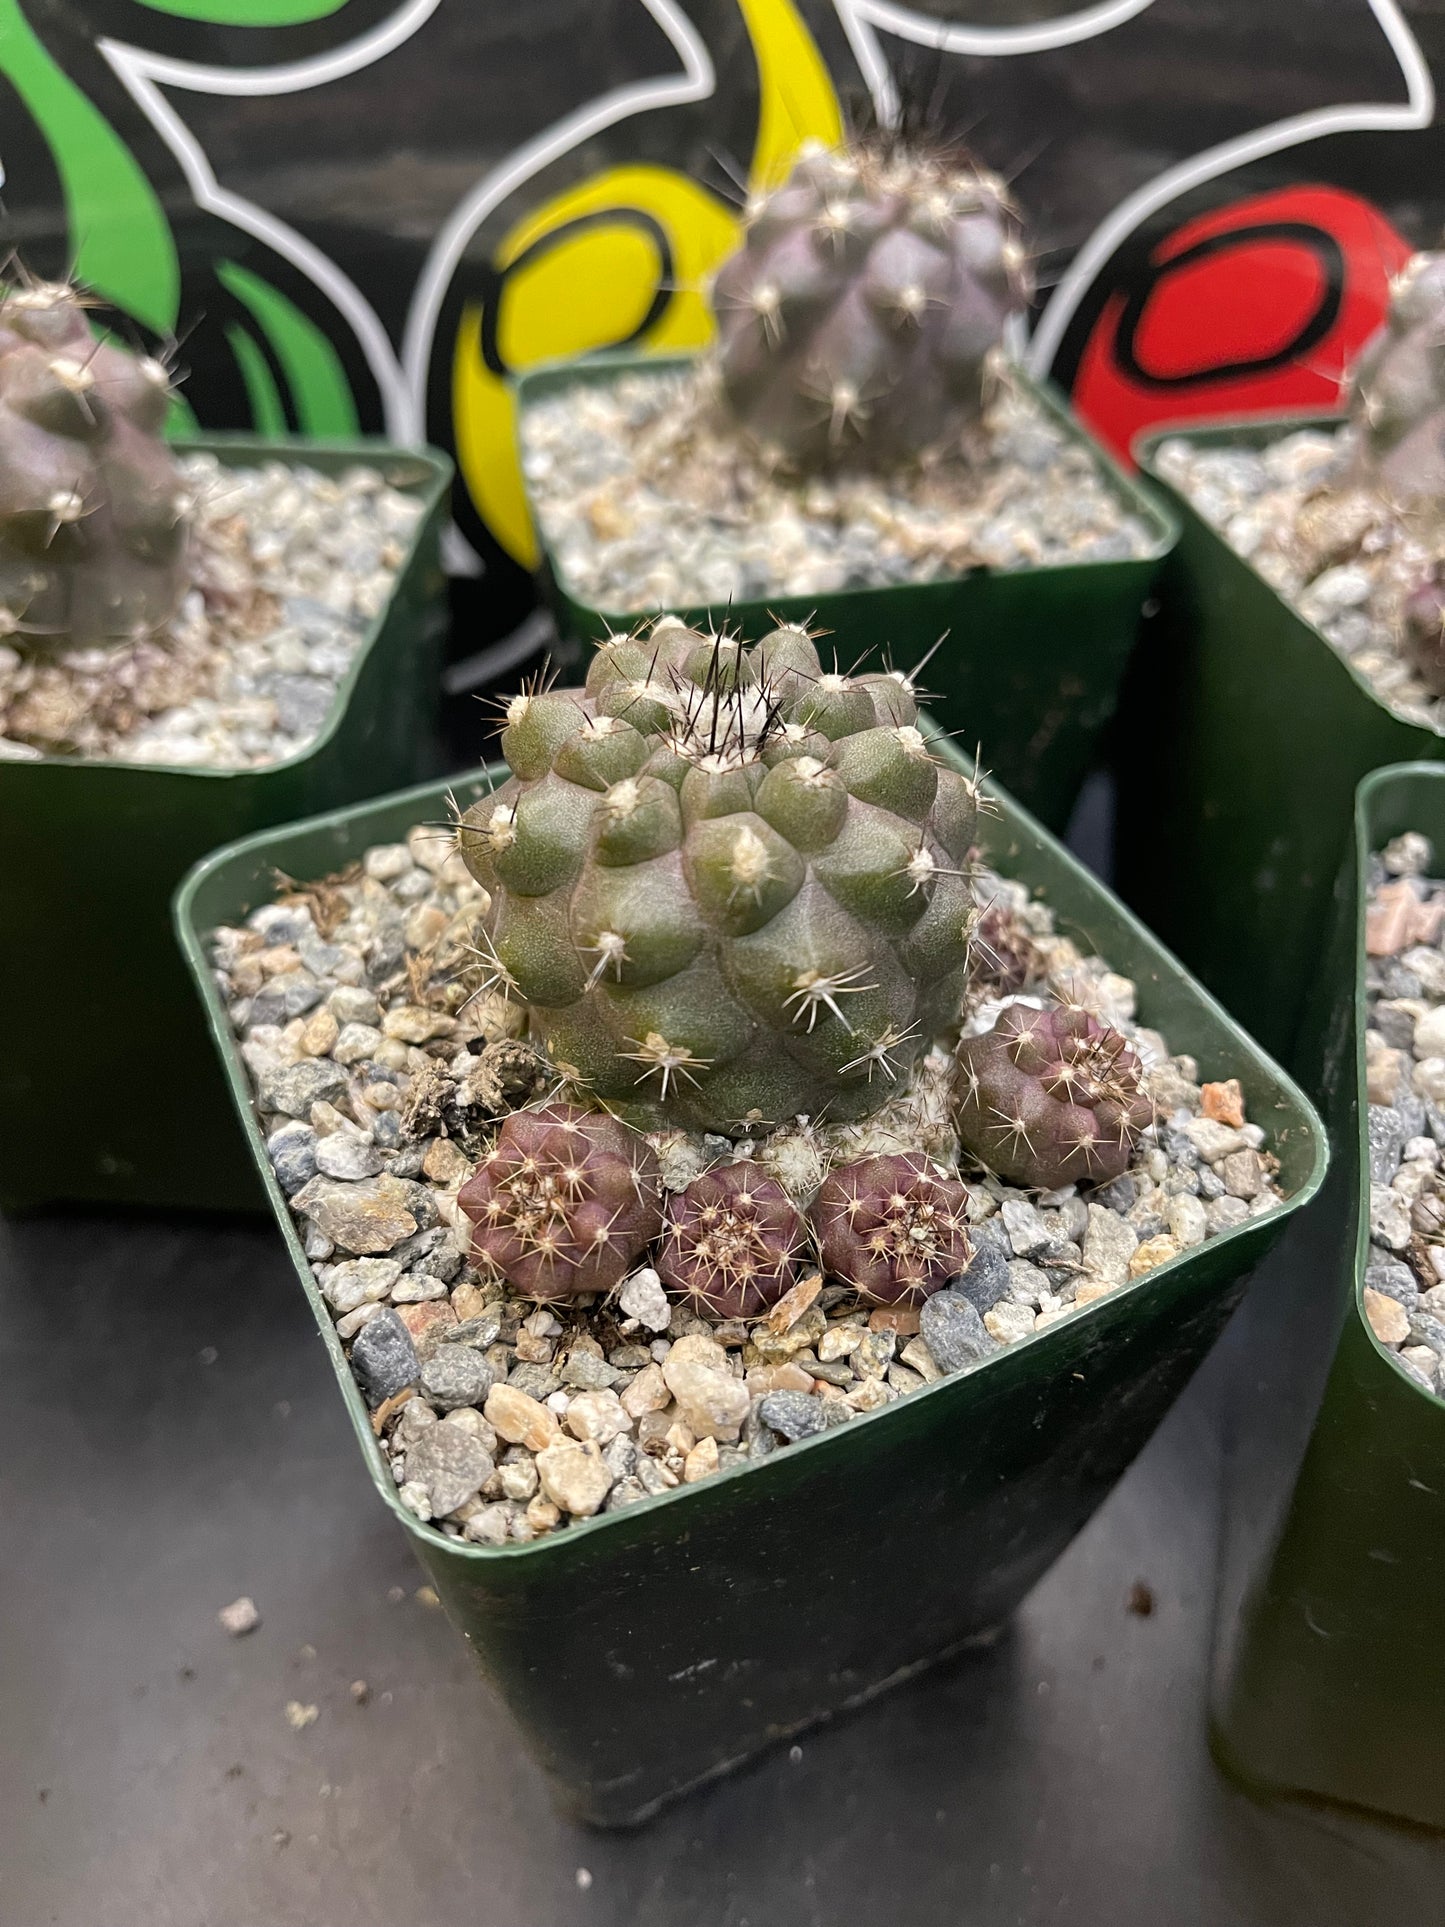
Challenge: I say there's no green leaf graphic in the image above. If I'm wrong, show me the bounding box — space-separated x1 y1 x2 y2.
218 260 359 435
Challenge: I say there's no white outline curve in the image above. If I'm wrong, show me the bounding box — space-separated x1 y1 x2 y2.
399 0 714 439
843 0 1155 59
96 1 442 435
1026 0 1433 375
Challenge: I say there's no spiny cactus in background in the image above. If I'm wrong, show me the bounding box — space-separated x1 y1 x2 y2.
457 1103 663 1300
1402 562 1445 694
1347 251 1445 501
710 135 1032 472
456 619 979 1135
657 1161 805 1319
0 278 189 652
809 1153 971 1304
954 1004 1153 1190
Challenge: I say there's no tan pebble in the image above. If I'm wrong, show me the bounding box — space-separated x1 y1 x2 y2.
423 1138 474 1187
867 1305 921 1336
382 1004 457 1044
665 1332 728 1372
284 1701 319 1731
620 1363 671 1419
536 1436 613 1516
1073 1281 1116 1307
258 945 302 977
664 1418 697 1455
513 1331 555 1365
1367 1045 1407 1106
1363 1286 1410 1345
662 1357 750 1440
683 1435 720 1483
484 1383 560 1451
844 1377 893 1414
566 1389 632 1444
817 1326 862 1363
1366 881 1419 956
1219 1149 1265 1200
636 1409 675 1449
1128 1234 1181 1279
301 1007 339 1057
525 1495 562 1532
766 1272 822 1334
1200 1079 1245 1128
899 1337 941 1383
404 903 449 951
745 1362 815 1396
450 1281 495 1322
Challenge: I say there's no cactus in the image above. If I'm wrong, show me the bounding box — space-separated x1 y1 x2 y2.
457 1102 663 1300
0 278 189 652
709 136 1031 472
1347 251 1445 501
953 1004 1153 1189
657 1160 805 1319
809 1152 971 1304
456 620 979 1135
1402 562 1445 694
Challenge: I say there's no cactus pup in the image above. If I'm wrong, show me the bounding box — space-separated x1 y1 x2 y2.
954 1004 1153 1190
657 1161 805 1319
809 1153 971 1305
710 135 1032 472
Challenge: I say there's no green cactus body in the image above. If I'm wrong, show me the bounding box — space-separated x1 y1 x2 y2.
1348 251 1445 500
0 280 189 651
457 621 979 1135
710 136 1031 471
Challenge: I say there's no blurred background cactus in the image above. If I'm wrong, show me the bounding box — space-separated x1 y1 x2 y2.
709 135 1031 472
0 278 189 653
456 618 979 1135
1347 251 1445 502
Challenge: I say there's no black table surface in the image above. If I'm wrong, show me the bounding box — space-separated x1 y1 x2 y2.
5 776 1443 1927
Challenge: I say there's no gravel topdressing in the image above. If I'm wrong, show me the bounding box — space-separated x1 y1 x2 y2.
521 364 1157 614
0 456 424 768
1157 426 1445 730
208 810 1289 1545
1361 830 1445 1396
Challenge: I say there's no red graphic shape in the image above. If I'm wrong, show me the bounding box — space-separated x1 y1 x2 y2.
1068 184 1412 467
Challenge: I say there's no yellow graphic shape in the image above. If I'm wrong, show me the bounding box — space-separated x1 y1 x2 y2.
453 0 843 568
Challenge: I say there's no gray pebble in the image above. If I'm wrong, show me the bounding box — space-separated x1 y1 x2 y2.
259 1059 347 1118
314 1134 385 1181
758 1390 827 1441
349 1309 418 1407
507 1362 561 1400
266 1121 317 1195
956 1244 1010 1314
920 1290 999 1374
405 1426 494 1517
420 1346 496 1410
561 1351 621 1391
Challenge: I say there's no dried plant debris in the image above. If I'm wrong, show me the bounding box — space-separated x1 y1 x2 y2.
0 456 422 767
522 366 1154 614
211 825 1287 1541
1361 831 1445 1396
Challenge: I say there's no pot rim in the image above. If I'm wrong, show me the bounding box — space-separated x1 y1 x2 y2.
514 349 1178 628
5 433 452 782
174 731 1327 1563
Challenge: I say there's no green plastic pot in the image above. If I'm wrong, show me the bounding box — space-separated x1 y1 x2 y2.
516 353 1177 832
1213 762 1445 1832
1119 414 1443 1072
0 436 452 1215
174 733 1324 1827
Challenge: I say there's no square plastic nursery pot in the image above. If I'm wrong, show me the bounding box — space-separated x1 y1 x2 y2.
516 353 1178 833
1116 414 1445 1074
174 731 1324 1828
1212 762 1445 1832
0 436 452 1215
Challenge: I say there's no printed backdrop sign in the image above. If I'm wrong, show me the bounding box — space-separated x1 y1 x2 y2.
1 0 1441 601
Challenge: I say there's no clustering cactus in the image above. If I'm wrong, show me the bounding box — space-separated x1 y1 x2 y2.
710 136 1032 471
1347 251 1445 501
657 1161 805 1318
456 620 979 1135
0 278 189 651
954 1005 1153 1189
457 1102 663 1299
1402 562 1445 694
809 1152 971 1304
